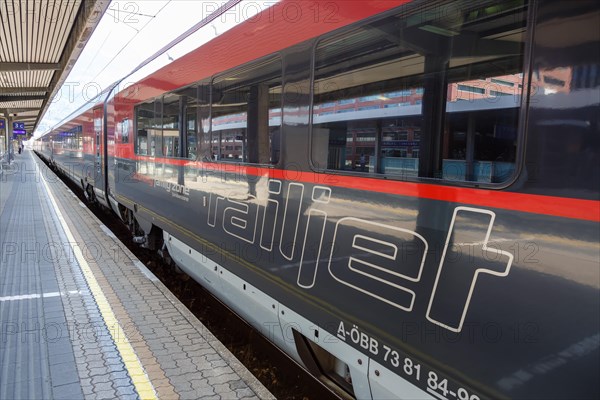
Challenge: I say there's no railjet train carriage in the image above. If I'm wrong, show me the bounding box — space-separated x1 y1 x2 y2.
35 0 600 398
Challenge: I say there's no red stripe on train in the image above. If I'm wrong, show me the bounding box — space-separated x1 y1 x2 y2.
134 155 600 222
271 170 599 223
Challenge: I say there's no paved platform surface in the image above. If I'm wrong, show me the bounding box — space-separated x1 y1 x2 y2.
0 150 274 400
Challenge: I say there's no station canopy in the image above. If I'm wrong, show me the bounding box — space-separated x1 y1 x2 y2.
0 0 109 136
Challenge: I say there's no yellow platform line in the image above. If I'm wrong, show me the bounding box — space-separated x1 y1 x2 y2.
35 155 157 400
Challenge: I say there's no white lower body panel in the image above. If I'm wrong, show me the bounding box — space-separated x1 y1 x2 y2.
164 231 431 400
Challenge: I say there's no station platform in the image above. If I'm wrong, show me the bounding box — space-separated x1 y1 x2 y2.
0 150 274 400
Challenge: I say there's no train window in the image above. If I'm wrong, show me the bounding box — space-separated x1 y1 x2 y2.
135 102 153 155
183 85 211 160
120 119 130 144
162 93 180 157
311 0 528 184
150 99 163 157
212 57 282 164
60 126 82 151
135 98 164 156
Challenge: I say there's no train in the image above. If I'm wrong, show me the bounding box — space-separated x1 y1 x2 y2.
34 0 599 398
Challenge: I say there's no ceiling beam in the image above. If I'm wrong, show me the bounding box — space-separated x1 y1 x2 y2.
0 87 48 94
14 116 38 121
0 63 61 71
0 108 41 113
0 95 46 102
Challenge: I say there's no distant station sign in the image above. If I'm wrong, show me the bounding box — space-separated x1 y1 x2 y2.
12 121 26 137
0 119 5 130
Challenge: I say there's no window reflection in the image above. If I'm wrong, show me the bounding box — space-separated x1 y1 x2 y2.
312 0 528 183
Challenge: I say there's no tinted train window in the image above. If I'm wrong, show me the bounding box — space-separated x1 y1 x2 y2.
63 125 82 150
312 0 528 183
135 102 153 155
162 93 180 157
135 99 163 156
212 57 281 164
52 126 82 151
183 85 210 160
120 119 130 144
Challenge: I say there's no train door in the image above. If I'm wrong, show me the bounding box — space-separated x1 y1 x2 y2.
105 100 122 216
93 106 107 205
